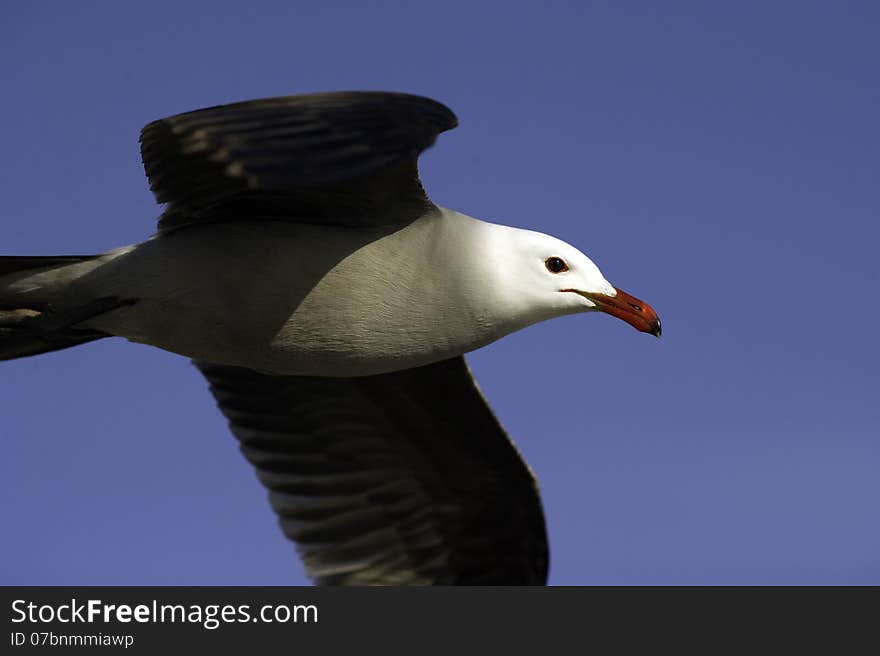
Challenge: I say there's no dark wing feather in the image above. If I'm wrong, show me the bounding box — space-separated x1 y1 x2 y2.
196 356 548 585
139 91 457 231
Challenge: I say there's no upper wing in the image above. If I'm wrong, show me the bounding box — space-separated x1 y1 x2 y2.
139 91 457 231
196 356 549 585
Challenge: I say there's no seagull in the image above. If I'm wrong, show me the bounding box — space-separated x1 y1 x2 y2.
0 92 660 585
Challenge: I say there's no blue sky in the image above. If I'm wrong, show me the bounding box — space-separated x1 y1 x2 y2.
2 1 878 584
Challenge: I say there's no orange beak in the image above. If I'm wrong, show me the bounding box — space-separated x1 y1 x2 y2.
572 287 661 337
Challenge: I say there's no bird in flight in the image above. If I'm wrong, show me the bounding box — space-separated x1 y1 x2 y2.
1 92 660 584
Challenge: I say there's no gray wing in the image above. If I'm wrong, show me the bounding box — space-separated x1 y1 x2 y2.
196 356 549 585
139 91 457 231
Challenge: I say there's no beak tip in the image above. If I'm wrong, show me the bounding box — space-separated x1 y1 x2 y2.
585 287 661 338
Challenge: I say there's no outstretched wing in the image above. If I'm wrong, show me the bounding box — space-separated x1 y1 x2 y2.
139 91 457 231
196 356 548 585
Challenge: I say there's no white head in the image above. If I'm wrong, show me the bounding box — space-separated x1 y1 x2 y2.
484 224 661 337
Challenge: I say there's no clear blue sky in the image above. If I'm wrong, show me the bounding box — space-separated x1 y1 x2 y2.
2 1 877 585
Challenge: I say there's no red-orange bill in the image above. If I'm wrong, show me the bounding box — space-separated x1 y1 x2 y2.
578 287 661 337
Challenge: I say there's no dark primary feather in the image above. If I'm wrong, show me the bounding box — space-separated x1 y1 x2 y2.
0 255 95 277
197 357 549 585
139 91 458 231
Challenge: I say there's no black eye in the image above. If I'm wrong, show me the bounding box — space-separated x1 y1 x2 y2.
545 257 569 273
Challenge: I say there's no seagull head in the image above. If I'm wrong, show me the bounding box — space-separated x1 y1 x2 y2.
498 227 661 337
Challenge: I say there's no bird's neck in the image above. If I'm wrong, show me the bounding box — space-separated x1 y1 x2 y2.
428 209 568 348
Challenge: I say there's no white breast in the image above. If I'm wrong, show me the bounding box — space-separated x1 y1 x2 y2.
85 209 513 375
